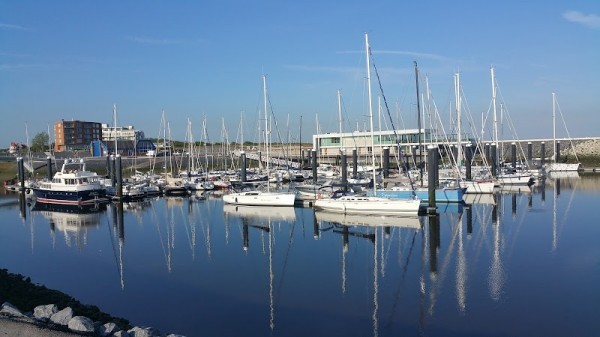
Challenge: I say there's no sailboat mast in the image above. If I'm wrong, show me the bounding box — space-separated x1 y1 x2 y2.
552 92 556 162
490 66 499 160
455 72 462 168
337 89 343 135
299 115 303 167
263 74 270 181
187 118 192 172
415 61 423 186
365 33 377 194
113 104 118 155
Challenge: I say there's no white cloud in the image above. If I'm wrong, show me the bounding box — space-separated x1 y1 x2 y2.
337 50 447 61
126 36 184 45
0 63 42 71
563 10 600 29
0 23 28 30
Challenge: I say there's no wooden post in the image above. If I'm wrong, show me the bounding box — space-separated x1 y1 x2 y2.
427 145 438 214
240 151 247 182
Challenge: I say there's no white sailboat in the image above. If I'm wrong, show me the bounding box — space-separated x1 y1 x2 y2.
314 33 421 216
545 92 582 173
451 72 496 194
223 75 296 207
489 66 534 186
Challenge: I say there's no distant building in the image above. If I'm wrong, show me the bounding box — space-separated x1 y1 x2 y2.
135 139 156 155
101 124 144 143
313 128 476 158
54 119 102 152
8 142 27 154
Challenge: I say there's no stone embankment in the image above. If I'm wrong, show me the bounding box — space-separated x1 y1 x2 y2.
567 139 600 157
1 302 184 337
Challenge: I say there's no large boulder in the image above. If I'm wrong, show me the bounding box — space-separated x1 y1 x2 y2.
128 326 161 337
50 306 73 325
68 316 95 333
33 304 58 321
97 322 119 336
0 302 26 317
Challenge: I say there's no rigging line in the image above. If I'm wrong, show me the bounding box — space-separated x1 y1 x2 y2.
178 199 195 254
385 229 419 332
266 95 296 191
368 47 417 195
152 200 169 270
276 219 296 300
554 97 580 162
340 93 361 151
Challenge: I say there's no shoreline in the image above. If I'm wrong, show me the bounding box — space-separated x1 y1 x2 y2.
0 268 129 336
1 269 184 337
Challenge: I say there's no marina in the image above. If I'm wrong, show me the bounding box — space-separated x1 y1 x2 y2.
1 172 599 336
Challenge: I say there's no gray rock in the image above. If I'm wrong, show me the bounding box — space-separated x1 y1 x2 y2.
0 302 26 317
166 334 187 337
33 304 58 321
128 326 161 337
97 321 119 336
50 306 73 325
68 316 95 333
113 331 131 337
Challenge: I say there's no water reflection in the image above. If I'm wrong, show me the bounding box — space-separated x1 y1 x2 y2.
316 212 423 337
31 202 107 250
222 202 299 332
0 173 597 336
108 203 125 289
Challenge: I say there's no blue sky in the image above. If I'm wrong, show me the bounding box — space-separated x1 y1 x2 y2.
1 1 599 147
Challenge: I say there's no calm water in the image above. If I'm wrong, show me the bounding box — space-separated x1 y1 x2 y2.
1 174 600 337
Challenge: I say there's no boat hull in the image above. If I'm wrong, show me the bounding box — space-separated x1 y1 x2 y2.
314 196 421 216
32 188 107 205
546 163 581 172
497 174 534 186
223 191 296 206
368 187 466 203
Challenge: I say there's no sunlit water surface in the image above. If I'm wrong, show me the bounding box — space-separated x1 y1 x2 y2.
1 173 599 337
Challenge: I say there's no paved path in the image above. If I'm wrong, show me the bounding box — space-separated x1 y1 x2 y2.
0 316 87 337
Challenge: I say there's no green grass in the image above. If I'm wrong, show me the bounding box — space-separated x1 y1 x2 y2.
0 161 18 182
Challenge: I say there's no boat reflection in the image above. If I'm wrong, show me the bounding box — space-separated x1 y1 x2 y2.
31 201 107 250
463 193 496 205
547 170 581 180
315 211 422 229
223 204 297 222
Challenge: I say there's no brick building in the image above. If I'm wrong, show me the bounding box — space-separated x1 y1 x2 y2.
54 119 102 152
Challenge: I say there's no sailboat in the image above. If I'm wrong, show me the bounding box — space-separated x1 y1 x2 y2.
489 66 534 186
314 33 421 216
222 75 296 207
545 92 582 173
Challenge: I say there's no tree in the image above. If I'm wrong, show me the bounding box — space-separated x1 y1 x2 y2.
31 132 50 152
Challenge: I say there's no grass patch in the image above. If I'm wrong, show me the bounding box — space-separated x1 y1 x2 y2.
0 161 18 183
576 155 600 167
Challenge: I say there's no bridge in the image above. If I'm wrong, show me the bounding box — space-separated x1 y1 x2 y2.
233 150 302 169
